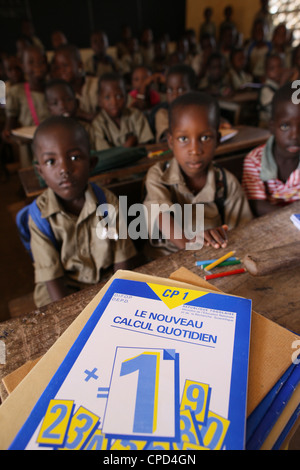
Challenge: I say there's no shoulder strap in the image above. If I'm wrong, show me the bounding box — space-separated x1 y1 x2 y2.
90 182 108 217
28 200 59 249
24 82 40 126
213 164 227 225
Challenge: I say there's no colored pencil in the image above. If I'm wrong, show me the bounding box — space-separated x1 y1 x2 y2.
204 251 236 272
204 268 246 280
200 259 241 269
195 256 237 266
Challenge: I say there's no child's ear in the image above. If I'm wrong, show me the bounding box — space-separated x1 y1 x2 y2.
216 130 221 146
269 119 275 134
33 160 43 178
167 129 173 150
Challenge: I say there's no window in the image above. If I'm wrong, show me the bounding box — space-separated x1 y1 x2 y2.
269 0 300 45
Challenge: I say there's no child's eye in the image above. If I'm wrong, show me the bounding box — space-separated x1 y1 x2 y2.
178 136 188 143
70 154 80 161
200 135 212 142
280 123 289 131
45 158 55 166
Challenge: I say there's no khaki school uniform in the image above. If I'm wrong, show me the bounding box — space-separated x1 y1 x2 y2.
90 107 154 150
76 75 98 114
154 107 168 142
143 158 253 257
84 55 116 77
29 183 137 307
5 82 50 166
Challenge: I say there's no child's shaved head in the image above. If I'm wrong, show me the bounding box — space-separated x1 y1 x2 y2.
168 91 220 132
32 116 90 158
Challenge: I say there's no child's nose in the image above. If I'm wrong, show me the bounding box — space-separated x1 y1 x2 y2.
59 159 71 174
189 139 202 154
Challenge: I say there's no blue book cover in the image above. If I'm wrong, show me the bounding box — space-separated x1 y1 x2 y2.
246 361 300 450
8 278 252 450
290 213 300 230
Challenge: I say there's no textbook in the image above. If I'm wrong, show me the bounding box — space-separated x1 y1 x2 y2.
290 213 300 231
8 278 252 450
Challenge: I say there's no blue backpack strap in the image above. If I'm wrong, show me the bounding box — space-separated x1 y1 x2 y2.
90 182 108 217
28 200 59 250
16 200 58 258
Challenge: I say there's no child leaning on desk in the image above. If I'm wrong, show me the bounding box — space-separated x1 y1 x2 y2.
90 72 154 150
28 116 137 308
242 82 300 217
143 91 253 259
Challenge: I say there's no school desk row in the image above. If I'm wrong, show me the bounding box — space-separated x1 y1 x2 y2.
17 125 270 199
0 199 299 405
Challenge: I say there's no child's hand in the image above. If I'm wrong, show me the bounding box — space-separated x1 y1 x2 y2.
124 132 138 147
203 225 228 249
2 128 13 144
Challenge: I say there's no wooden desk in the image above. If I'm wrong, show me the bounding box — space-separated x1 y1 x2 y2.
0 200 299 402
18 126 270 199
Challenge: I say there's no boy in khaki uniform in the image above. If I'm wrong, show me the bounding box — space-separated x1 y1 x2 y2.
90 73 153 150
30 116 137 307
143 91 252 258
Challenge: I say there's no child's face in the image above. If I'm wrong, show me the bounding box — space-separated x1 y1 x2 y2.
166 73 190 104
46 85 77 117
207 58 224 83
22 48 48 83
232 51 246 71
3 56 23 84
98 80 126 119
35 125 91 202
131 67 149 90
266 57 282 83
271 100 300 160
53 52 80 83
167 104 219 180
91 32 108 56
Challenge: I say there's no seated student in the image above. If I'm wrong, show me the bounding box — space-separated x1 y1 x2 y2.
287 44 300 82
2 54 24 93
90 72 154 150
198 52 232 97
50 30 68 51
143 91 253 258
84 30 116 77
128 65 161 111
242 82 300 217
247 18 272 82
153 64 197 143
271 23 292 69
29 116 137 307
2 45 50 166
116 37 143 80
258 53 283 128
52 44 98 120
228 47 253 91
140 27 155 67
44 78 91 133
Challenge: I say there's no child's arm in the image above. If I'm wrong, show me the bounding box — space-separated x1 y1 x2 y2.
158 213 228 250
248 199 278 217
45 278 70 302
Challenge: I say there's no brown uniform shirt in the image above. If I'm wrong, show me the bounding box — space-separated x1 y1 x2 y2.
90 107 154 150
143 158 253 257
29 183 136 306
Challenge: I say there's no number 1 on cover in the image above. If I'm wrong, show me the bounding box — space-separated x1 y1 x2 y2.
102 347 179 440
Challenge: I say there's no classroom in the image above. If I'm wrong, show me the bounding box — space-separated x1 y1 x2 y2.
0 0 300 451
